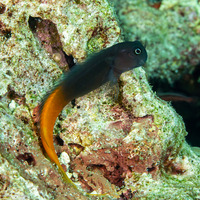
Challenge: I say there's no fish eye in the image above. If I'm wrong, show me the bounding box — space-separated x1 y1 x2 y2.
135 48 142 55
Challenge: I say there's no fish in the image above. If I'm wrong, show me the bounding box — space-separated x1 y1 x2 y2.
158 92 195 103
39 41 147 193
146 0 162 9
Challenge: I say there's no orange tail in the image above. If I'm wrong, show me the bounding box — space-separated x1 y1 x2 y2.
40 85 109 196
40 85 74 185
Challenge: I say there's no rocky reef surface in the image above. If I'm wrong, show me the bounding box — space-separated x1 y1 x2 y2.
0 0 199 199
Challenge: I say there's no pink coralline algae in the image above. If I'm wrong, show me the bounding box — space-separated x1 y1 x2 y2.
70 115 162 193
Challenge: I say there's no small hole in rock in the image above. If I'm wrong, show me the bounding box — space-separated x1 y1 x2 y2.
55 135 64 146
16 153 36 166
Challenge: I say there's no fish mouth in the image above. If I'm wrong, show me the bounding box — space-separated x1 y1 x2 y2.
139 59 146 66
139 55 148 66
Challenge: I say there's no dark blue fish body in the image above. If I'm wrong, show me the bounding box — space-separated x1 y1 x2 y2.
61 41 147 100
